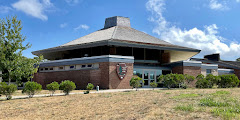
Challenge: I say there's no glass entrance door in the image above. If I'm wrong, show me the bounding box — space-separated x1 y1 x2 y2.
143 70 156 87
143 71 149 86
133 68 164 88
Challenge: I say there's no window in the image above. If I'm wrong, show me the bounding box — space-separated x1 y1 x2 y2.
87 64 92 68
70 65 75 69
40 68 44 71
206 69 212 74
49 68 53 70
81 65 86 68
45 68 48 70
59 66 64 70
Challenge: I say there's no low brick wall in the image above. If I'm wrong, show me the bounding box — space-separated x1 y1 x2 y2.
33 62 133 89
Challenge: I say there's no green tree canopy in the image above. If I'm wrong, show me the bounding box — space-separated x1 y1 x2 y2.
0 16 43 84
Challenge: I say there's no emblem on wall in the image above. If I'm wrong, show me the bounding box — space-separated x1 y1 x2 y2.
116 63 128 80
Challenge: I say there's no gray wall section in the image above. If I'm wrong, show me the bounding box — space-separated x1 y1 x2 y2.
39 55 134 67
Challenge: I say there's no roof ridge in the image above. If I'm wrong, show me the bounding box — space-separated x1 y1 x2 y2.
111 26 118 39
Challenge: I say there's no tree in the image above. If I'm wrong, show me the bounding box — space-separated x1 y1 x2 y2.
150 81 158 90
59 80 76 95
22 81 42 98
236 58 240 61
0 82 17 100
46 81 59 96
0 16 43 84
130 76 143 91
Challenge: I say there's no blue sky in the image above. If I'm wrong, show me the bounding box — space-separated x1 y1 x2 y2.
0 0 240 60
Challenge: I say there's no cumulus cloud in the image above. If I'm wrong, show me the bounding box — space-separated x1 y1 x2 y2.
60 23 68 28
0 6 13 14
146 0 240 60
209 0 229 11
74 24 89 31
12 0 54 21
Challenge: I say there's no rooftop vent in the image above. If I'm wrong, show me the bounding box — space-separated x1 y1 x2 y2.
104 16 131 29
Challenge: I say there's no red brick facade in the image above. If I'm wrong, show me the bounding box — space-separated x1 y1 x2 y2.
172 66 201 77
234 69 240 80
33 62 133 89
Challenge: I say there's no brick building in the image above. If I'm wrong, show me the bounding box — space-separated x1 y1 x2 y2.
32 16 240 89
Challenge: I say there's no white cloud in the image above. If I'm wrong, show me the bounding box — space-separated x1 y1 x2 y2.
60 23 68 28
0 6 12 14
65 0 81 5
146 0 240 60
74 24 89 31
209 0 229 11
12 0 54 21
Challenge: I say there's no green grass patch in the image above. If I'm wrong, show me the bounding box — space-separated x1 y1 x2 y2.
174 104 194 112
171 93 199 99
211 91 230 96
212 107 240 120
199 97 230 107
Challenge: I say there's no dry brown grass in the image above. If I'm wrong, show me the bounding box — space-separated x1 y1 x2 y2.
11 90 91 96
1 88 240 120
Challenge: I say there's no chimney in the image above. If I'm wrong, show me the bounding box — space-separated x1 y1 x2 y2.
104 16 131 29
204 53 220 61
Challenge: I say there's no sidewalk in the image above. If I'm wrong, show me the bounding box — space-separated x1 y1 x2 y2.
0 88 163 100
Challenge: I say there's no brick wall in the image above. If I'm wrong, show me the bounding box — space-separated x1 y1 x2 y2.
183 66 201 77
109 62 133 89
234 69 240 80
172 66 183 74
33 62 133 89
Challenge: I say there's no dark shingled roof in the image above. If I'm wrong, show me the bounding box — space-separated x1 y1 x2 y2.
191 58 240 69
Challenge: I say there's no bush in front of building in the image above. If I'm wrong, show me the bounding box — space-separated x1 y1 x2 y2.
150 82 158 90
205 74 220 87
46 81 60 96
158 73 193 89
59 80 76 95
218 74 240 88
130 76 143 91
84 83 94 94
0 82 17 100
22 81 42 98
195 75 209 88
158 74 176 89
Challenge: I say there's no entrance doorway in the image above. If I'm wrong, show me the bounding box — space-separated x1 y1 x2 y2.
133 69 163 87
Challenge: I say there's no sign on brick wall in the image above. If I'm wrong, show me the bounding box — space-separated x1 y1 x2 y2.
117 63 128 80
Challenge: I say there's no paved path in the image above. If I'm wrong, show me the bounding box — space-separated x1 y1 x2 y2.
0 88 164 100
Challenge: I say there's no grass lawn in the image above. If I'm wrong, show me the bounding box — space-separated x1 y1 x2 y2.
1 88 240 120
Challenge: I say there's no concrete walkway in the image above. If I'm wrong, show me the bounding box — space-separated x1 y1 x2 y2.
0 88 163 100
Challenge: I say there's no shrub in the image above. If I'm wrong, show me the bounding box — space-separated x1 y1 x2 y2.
22 81 42 98
85 83 94 94
218 74 240 88
158 74 176 89
86 83 94 91
130 76 143 91
59 80 76 95
205 74 219 87
150 81 158 90
196 78 209 88
46 81 59 96
0 82 17 100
